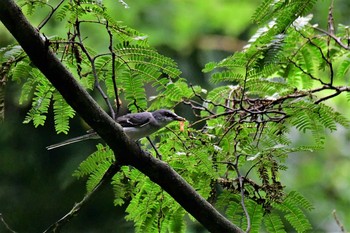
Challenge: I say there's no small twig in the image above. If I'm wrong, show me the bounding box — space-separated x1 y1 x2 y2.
327 0 335 36
314 90 342 104
0 213 17 233
238 174 250 233
106 20 121 116
216 120 238 145
287 57 328 86
164 126 189 150
327 0 335 85
232 132 251 233
253 122 265 147
182 99 215 116
314 27 350 50
38 0 65 30
189 84 231 111
189 110 236 128
332 210 346 233
314 86 350 104
74 19 116 119
296 30 335 86
43 163 121 233
157 190 165 232
146 136 162 160
132 99 145 113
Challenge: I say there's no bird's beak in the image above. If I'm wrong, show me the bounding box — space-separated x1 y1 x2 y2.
175 115 186 121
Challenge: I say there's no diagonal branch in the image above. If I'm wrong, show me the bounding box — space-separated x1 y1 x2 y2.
0 213 17 233
38 0 65 30
0 1 243 232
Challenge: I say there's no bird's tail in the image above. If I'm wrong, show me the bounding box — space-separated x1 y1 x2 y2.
46 132 99 150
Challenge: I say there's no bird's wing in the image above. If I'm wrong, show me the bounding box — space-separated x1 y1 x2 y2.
116 112 151 128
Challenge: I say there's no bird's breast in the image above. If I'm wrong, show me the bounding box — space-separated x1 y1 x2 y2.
122 124 161 140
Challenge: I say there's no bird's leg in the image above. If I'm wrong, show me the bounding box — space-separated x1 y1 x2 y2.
146 136 162 160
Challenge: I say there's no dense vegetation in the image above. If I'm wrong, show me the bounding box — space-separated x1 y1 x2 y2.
1 0 349 232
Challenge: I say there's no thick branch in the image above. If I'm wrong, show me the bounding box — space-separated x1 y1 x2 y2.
0 1 243 232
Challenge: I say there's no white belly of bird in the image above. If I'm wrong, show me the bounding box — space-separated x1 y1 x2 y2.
123 124 161 140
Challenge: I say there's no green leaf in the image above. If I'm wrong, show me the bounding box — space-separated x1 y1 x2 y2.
53 92 75 134
264 213 287 233
22 69 54 127
273 191 313 233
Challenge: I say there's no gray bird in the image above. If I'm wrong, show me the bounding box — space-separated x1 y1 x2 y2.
46 109 186 150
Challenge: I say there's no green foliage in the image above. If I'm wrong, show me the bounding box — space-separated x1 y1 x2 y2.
18 0 48 15
4 0 350 232
198 1 349 232
5 57 77 131
22 69 54 127
0 44 23 63
263 213 286 233
4 0 183 129
53 92 76 134
252 0 317 29
112 44 181 111
273 191 313 232
124 174 186 233
73 144 115 192
336 55 350 80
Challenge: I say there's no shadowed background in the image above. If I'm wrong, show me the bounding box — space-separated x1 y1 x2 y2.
1 0 350 232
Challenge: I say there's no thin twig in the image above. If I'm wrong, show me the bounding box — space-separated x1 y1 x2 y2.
238 174 250 233
189 84 231 111
296 30 335 86
182 99 215 116
188 110 236 128
327 0 335 85
38 0 65 30
232 129 251 233
332 210 346 233
74 19 116 119
0 213 17 233
146 136 162 160
288 57 328 86
314 27 350 50
164 126 189 150
43 163 121 233
314 90 342 104
106 21 120 116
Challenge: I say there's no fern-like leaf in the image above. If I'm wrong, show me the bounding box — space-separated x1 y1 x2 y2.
53 92 75 134
118 70 147 112
23 70 54 127
273 191 313 233
336 55 350 80
264 213 287 233
251 0 275 25
245 200 264 233
73 144 115 184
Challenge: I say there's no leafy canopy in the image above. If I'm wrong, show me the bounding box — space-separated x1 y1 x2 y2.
2 0 350 232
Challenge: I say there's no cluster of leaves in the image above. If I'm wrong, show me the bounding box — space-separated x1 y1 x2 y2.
3 0 187 133
2 0 350 232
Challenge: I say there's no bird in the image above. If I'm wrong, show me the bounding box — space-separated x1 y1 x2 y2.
46 109 186 150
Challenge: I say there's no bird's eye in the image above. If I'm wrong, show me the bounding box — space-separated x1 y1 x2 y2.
166 112 174 117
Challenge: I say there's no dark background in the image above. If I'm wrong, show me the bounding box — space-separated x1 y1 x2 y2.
1 0 350 232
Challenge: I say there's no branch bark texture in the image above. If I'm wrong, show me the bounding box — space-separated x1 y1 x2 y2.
0 1 243 232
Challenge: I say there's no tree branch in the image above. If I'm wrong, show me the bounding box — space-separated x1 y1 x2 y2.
0 1 243 232
0 213 17 233
37 0 65 30
43 163 121 233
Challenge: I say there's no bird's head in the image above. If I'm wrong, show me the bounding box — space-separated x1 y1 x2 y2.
152 109 186 126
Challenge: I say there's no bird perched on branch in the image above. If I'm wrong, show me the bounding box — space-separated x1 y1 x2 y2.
46 109 186 150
